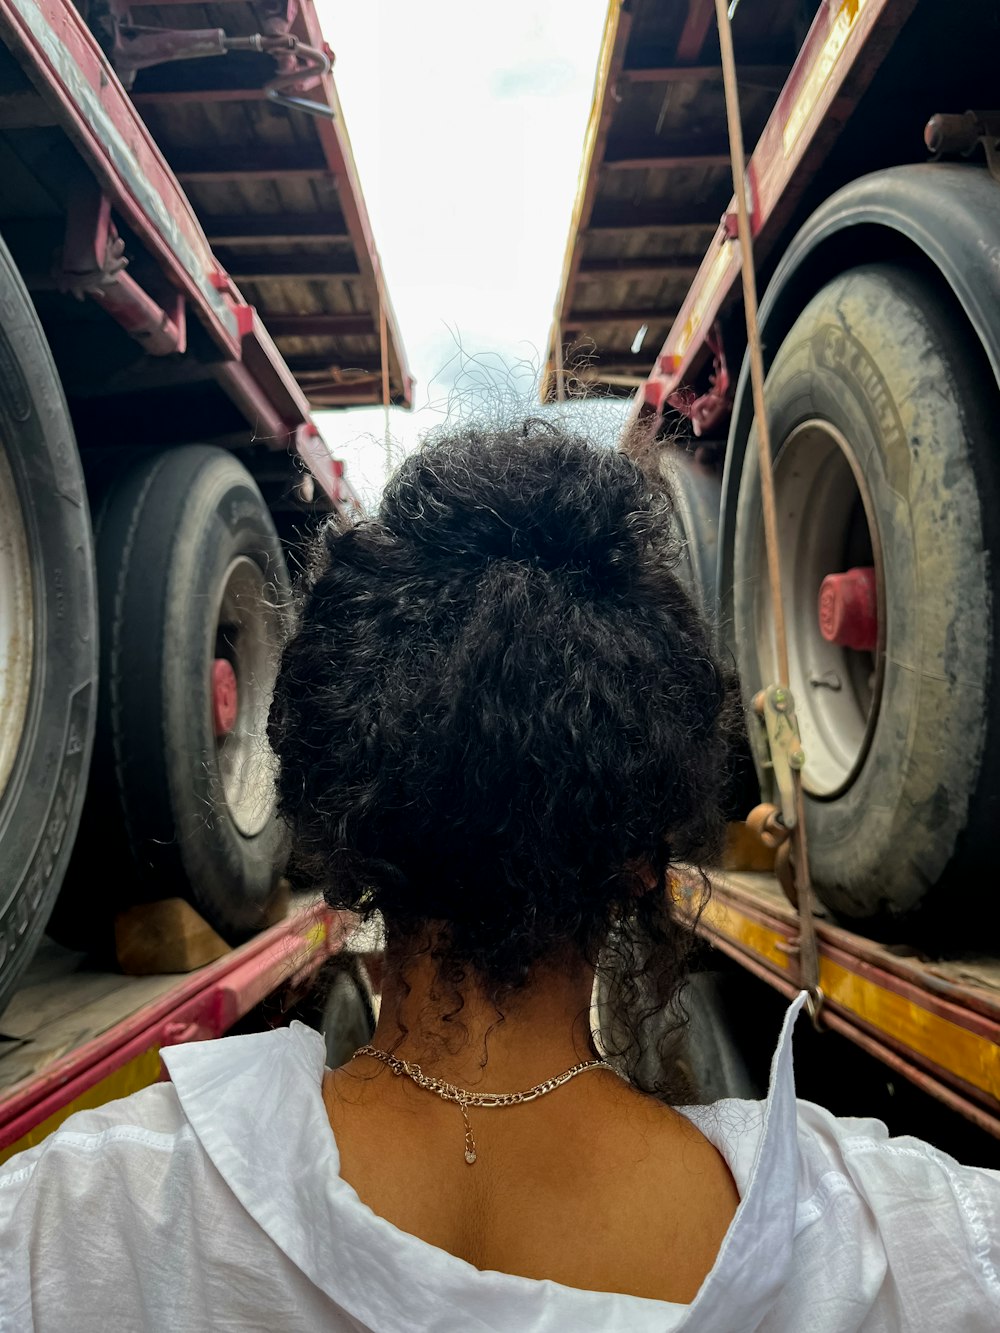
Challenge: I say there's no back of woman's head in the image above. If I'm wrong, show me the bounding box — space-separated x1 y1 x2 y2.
269 419 732 1089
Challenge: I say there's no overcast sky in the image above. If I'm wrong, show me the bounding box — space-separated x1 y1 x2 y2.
312 0 627 507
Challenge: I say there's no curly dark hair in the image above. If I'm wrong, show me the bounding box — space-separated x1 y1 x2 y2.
268 419 733 1096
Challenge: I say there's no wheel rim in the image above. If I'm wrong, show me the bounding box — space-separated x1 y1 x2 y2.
213 556 281 837
0 441 33 802
752 419 885 799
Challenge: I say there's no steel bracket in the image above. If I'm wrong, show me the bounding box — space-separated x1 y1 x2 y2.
750 684 806 831
665 323 732 436
107 14 335 120
57 185 186 356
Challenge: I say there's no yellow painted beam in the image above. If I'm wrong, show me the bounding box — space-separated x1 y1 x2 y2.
697 888 999 1106
0 1046 163 1166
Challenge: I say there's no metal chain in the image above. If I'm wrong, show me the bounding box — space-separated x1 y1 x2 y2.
712 0 822 1016
352 1045 613 1164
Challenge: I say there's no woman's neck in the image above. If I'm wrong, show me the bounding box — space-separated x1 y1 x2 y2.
368 944 599 1090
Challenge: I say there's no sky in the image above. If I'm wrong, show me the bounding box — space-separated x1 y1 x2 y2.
312 0 629 507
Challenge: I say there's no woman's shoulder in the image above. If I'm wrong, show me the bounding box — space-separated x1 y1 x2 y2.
0 1022 320 1209
678 1070 1000 1329
691 1088 1000 1222
792 1097 1000 1242
0 1074 205 1312
0 1026 331 1333
791 1095 1000 1197
782 1099 1000 1326
0 1078 190 1188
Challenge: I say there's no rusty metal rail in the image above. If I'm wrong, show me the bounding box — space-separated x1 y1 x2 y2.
712 0 821 1010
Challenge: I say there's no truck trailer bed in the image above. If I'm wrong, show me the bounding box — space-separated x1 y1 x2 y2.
698 871 1000 1138
0 900 346 1163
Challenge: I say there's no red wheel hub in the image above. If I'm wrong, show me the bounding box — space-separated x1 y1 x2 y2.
818 566 878 653
212 658 239 736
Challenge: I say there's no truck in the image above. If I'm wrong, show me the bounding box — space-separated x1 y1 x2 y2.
546 0 1000 1147
0 0 409 1140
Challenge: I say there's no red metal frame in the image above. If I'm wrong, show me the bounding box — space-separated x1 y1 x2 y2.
0 0 239 355
61 185 188 357
0 902 347 1153
641 0 918 417
0 0 408 496
296 425 363 513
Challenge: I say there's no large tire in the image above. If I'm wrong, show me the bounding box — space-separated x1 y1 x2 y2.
678 973 760 1103
730 264 1000 928
660 450 756 820
0 235 97 1013
319 956 376 1069
659 450 722 627
59 446 290 945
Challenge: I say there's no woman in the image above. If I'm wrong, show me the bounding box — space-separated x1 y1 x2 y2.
2 422 998 1331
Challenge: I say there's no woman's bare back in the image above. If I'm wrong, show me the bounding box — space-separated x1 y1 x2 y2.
323 1064 739 1305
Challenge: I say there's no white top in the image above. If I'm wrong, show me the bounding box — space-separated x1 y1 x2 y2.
1 993 998 1332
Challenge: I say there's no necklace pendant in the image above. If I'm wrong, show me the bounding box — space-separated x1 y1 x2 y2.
464 1148 477 1165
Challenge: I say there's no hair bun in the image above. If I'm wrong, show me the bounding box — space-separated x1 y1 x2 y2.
380 422 659 583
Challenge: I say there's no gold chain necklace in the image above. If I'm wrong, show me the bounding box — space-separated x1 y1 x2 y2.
352 1044 613 1165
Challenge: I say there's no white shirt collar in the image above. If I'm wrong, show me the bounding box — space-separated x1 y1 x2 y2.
163 992 808 1331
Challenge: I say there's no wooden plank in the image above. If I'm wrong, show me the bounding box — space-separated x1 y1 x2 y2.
586 206 721 234
577 257 702 280
675 0 716 63
716 871 1000 1021
0 902 342 1157
308 388 386 406
115 899 231 976
267 313 376 336
563 307 679 329
0 975 179 1092
723 821 777 872
133 87 269 105
574 370 648 388
2 972 134 1043
620 64 788 88
566 360 654 377
604 144 731 171
546 2 634 393
0 936 85 992
203 214 350 244
223 254 361 281
173 149 329 183
296 369 379 384
284 354 382 374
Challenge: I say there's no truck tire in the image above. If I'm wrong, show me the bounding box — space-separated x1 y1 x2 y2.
660 450 722 626
680 973 760 1103
320 956 376 1069
0 235 97 1013
60 446 290 945
730 264 1000 928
